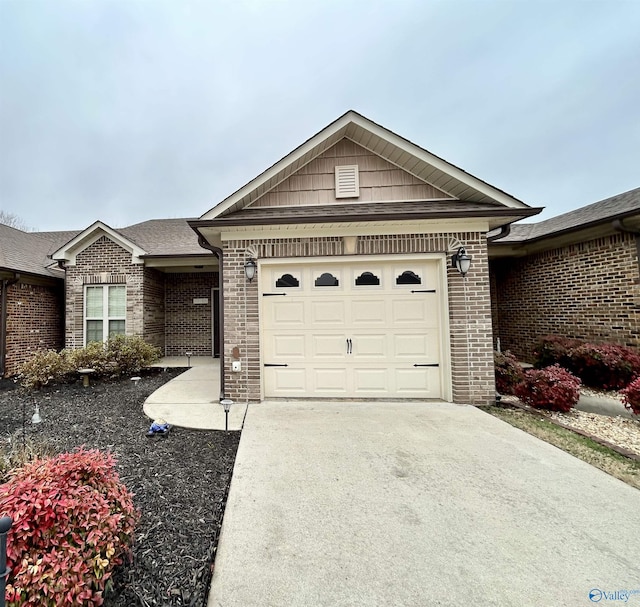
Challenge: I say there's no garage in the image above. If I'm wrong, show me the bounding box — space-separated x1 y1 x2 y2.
260 256 449 399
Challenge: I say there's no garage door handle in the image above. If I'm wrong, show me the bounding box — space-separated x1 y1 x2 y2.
413 363 439 367
346 339 352 354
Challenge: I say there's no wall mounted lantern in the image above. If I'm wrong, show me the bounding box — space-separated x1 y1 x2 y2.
244 258 257 282
452 247 472 277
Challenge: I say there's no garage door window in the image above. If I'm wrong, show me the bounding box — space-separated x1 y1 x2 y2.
355 271 380 286
396 270 421 285
315 272 339 287
276 273 300 288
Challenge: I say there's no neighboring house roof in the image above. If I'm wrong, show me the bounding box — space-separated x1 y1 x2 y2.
492 187 640 244
198 110 538 221
0 223 70 279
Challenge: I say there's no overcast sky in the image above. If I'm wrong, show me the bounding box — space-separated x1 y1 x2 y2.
1 0 638 232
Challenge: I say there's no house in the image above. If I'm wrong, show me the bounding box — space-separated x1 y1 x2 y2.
188 111 541 405
0 224 72 376
489 187 640 361
7 111 636 407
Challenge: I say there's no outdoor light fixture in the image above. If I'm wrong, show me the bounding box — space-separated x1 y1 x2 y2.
220 398 233 432
452 247 472 277
244 258 257 282
185 351 193 367
31 404 42 424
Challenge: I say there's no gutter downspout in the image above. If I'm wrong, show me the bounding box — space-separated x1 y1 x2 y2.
612 219 640 271
0 275 20 378
197 236 225 402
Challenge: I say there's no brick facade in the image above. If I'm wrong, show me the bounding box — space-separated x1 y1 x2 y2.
490 232 640 361
165 272 218 356
222 232 495 406
63 235 219 356
2 281 64 376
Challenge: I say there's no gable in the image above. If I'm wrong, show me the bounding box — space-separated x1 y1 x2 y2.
248 139 455 208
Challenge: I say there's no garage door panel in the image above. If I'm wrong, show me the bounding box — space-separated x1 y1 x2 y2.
267 300 306 326
269 334 306 359
311 300 347 325
265 368 307 394
352 334 386 357
353 368 389 393
391 298 434 324
392 333 433 357
394 368 440 396
313 368 348 393
312 334 347 358
350 299 387 324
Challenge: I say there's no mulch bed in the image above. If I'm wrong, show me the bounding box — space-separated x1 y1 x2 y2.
0 369 240 607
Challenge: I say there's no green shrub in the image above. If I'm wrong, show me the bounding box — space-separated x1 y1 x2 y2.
16 349 73 389
494 350 525 395
514 365 581 413
0 448 139 607
104 334 161 375
18 337 161 388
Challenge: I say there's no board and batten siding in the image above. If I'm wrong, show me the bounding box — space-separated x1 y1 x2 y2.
249 139 454 207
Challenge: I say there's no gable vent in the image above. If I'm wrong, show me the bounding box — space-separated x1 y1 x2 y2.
335 165 359 198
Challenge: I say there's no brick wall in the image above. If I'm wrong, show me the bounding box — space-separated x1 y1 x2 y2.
3 281 64 376
222 233 495 406
65 236 145 348
143 268 165 351
490 232 640 361
165 272 218 356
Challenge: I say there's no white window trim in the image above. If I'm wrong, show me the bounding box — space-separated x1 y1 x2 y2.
84 285 126 345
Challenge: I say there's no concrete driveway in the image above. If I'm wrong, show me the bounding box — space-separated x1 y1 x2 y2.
208 402 640 607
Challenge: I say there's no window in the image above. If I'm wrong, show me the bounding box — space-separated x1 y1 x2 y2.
315 272 339 287
396 270 421 285
85 285 126 344
355 271 380 286
276 273 300 288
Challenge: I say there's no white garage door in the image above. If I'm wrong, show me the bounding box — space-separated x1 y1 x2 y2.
261 258 446 399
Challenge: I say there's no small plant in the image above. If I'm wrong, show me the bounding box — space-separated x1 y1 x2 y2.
104 335 161 375
515 364 581 413
621 377 640 416
0 448 139 606
0 432 55 484
494 350 525 395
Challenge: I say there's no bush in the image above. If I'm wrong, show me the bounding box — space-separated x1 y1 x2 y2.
621 377 640 416
533 335 582 369
18 336 161 388
570 343 640 390
16 349 74 389
494 351 525 395
0 448 139 607
532 335 640 391
514 365 581 412
0 433 55 485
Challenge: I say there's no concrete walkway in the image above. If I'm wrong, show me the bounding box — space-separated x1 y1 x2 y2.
208 401 640 607
577 393 634 418
143 357 247 431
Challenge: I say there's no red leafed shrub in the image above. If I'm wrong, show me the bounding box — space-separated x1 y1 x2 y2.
621 377 640 416
533 335 582 370
494 350 525 395
570 343 640 390
0 448 139 607
515 365 581 413
533 335 640 390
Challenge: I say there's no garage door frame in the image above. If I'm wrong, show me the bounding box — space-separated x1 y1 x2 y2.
258 253 452 401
